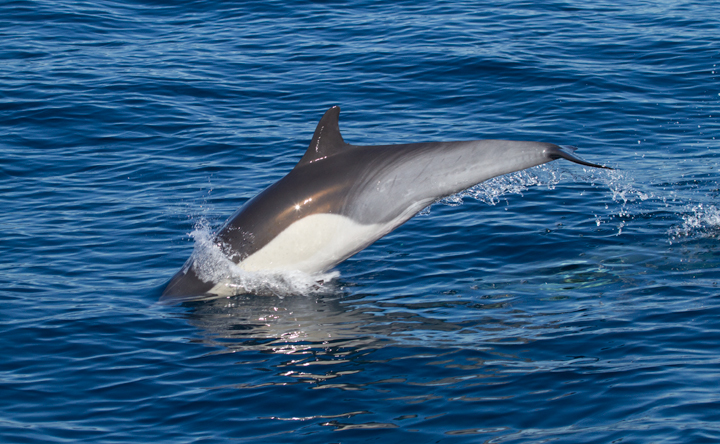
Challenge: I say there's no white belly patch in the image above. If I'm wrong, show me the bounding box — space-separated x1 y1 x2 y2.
238 213 385 273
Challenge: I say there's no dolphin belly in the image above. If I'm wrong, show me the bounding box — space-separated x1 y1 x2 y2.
238 213 385 273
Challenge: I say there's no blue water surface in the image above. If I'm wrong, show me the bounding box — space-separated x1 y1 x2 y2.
2 1 720 442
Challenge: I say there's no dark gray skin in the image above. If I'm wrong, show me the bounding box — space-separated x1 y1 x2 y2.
161 106 609 302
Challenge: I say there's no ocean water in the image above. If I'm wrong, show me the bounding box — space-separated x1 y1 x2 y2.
2 1 719 442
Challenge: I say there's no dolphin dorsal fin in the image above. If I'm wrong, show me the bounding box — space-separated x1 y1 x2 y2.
296 106 348 168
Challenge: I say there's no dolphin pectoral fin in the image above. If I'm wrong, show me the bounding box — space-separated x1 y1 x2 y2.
551 145 613 170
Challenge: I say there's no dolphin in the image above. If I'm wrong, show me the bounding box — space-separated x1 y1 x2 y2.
161 106 609 301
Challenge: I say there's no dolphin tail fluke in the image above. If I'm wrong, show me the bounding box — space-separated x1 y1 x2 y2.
552 145 613 170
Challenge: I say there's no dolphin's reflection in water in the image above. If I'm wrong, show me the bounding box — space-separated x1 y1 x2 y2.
171 239 620 433
180 288 535 364
177 286 606 436
183 291 384 356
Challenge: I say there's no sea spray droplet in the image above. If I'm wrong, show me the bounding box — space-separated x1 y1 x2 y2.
428 165 562 210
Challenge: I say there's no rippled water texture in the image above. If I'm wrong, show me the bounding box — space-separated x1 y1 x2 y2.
2 1 719 443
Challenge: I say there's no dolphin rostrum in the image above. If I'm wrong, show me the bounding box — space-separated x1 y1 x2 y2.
161 106 609 301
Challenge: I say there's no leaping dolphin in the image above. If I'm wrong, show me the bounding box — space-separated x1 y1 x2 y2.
161 106 609 301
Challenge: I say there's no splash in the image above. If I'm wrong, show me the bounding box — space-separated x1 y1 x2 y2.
187 219 340 298
454 166 562 206
583 167 653 235
669 203 720 243
578 160 720 241
417 165 563 217
421 162 618 209
419 162 660 236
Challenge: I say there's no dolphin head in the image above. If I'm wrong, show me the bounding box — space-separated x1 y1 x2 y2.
160 261 215 302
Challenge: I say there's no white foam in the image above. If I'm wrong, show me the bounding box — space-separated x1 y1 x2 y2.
669 204 720 243
187 220 340 298
418 164 564 213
